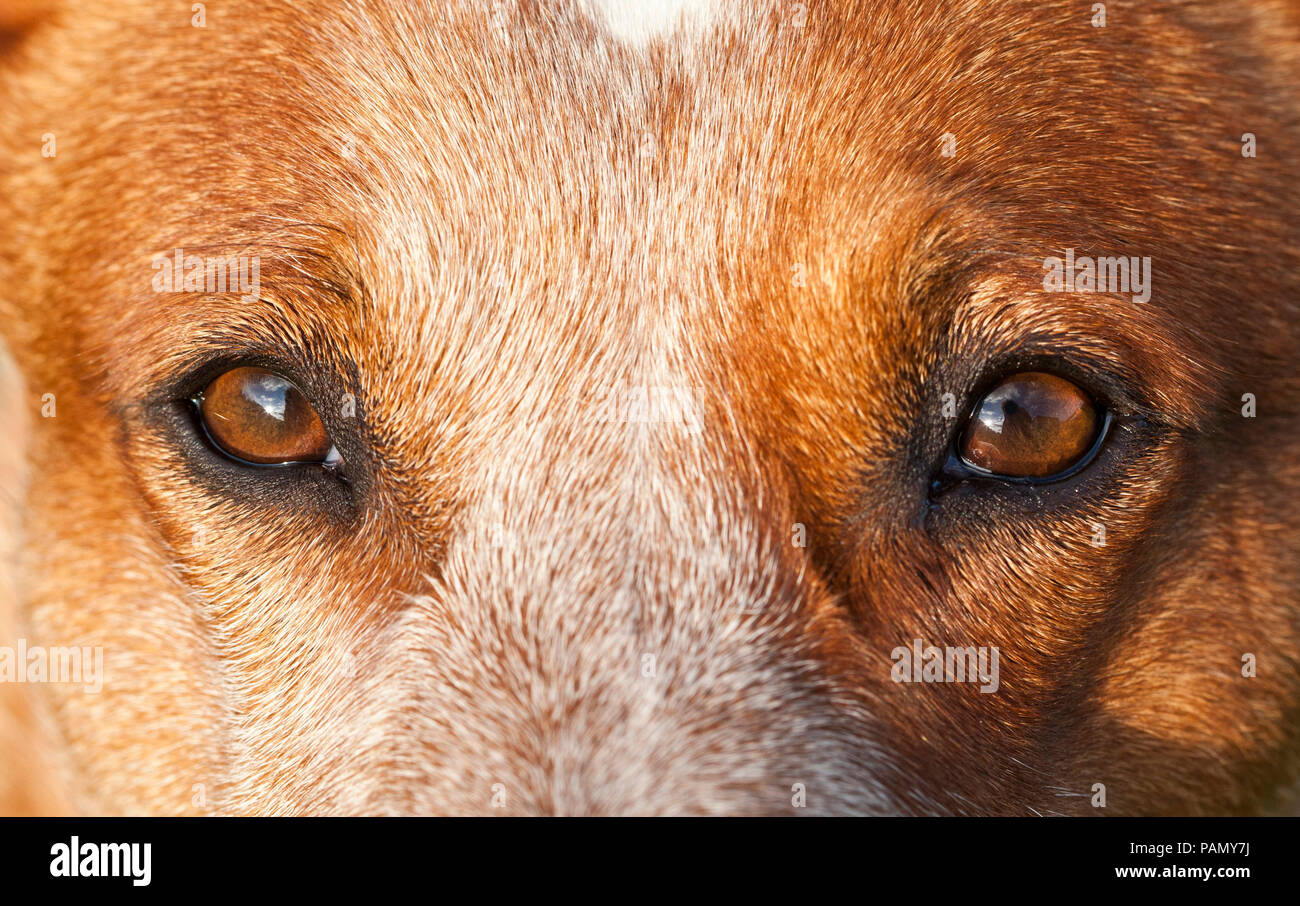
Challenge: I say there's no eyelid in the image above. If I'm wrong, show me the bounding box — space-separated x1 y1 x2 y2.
941 326 1173 432
147 329 357 423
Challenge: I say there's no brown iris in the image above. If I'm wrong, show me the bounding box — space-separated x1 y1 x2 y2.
198 367 335 465
959 372 1100 478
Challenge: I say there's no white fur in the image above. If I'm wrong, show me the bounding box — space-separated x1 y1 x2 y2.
583 0 725 47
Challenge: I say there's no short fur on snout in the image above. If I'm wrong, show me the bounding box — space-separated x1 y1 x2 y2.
1 0 1298 815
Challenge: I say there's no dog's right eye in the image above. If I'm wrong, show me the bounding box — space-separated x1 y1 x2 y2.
196 367 341 467
957 372 1101 479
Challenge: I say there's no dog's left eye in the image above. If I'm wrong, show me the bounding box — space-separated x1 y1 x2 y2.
197 367 340 467
957 372 1101 479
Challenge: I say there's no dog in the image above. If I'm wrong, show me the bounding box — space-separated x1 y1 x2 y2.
0 0 1298 815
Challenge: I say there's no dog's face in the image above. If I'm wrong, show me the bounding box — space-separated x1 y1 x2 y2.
1 0 1298 815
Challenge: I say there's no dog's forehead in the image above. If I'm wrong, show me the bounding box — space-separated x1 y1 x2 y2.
53 0 1215 446
146 2 951 419
240 3 1112 411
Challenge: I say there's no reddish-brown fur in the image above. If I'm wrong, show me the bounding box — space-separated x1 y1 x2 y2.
0 0 1298 814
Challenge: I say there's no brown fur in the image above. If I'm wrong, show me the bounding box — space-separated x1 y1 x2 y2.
1 0 1298 815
